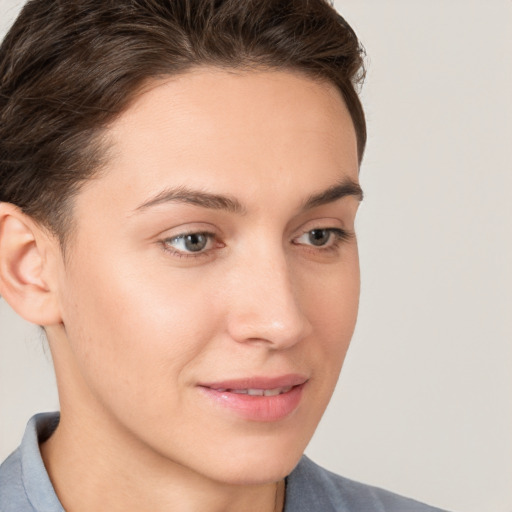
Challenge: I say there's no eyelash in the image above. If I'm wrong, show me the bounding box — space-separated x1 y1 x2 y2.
161 228 353 260
293 228 353 254
161 231 220 259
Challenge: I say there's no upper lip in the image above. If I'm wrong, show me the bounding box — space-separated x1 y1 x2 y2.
198 374 308 390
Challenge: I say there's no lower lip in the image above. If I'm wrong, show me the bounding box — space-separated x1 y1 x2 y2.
198 384 305 422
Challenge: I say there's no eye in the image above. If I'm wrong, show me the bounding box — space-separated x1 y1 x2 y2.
162 232 216 257
294 228 350 248
304 229 332 246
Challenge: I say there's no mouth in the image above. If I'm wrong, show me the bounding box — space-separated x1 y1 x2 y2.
197 375 308 422
211 386 294 397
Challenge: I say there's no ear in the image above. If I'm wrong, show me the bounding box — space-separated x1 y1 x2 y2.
0 202 62 326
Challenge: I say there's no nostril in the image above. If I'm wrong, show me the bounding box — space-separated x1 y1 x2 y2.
226 305 312 349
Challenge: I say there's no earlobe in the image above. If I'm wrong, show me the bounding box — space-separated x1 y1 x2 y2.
0 203 62 326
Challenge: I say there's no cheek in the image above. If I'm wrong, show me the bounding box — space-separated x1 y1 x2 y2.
302 246 360 318
59 250 221 410
300 254 360 373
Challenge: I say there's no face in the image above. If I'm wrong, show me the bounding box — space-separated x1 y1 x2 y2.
49 68 362 485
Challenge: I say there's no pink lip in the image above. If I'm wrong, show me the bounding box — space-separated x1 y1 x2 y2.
200 374 308 391
197 374 308 422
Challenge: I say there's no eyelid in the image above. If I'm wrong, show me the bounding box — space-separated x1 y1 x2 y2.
291 215 353 240
157 221 354 260
161 230 220 259
293 227 353 248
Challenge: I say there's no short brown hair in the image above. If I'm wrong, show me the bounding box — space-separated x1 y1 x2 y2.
0 0 366 243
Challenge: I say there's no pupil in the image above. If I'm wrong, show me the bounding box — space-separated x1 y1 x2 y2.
309 229 329 246
185 234 207 252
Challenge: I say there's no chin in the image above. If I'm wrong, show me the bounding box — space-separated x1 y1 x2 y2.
211 454 303 486
190 431 311 486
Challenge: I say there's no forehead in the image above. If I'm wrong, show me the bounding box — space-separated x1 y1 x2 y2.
77 68 359 216
117 67 354 135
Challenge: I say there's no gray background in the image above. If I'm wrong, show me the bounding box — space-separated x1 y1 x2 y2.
1 1 511 511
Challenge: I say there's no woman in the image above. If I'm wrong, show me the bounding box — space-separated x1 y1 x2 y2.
0 1 449 510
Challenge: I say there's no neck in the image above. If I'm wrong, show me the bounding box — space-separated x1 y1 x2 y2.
40 410 284 512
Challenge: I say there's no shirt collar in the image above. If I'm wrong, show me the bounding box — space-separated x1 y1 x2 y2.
20 412 64 512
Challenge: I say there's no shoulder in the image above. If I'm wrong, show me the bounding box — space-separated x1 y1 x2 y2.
0 447 33 512
0 413 62 512
285 456 451 512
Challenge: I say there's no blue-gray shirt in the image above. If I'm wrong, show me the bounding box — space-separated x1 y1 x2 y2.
0 413 449 511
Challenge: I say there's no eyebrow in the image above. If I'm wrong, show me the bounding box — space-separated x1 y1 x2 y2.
134 177 363 215
134 185 247 214
300 178 363 210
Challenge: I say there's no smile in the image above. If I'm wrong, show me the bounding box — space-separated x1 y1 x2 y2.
212 386 293 396
198 375 308 422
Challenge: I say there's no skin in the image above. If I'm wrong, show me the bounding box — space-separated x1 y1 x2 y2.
0 69 361 512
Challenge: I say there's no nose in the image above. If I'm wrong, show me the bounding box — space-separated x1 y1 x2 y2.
224 246 313 350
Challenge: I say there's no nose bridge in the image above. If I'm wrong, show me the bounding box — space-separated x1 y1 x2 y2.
225 241 312 348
